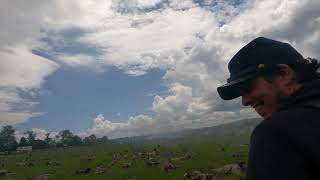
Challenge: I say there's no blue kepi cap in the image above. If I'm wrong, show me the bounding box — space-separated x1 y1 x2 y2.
217 37 303 100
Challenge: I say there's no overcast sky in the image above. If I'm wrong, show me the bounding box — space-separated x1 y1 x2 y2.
1 0 319 139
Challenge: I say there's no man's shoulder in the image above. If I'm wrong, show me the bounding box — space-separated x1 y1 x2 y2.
251 110 302 139
252 105 320 141
253 111 292 132
263 103 320 126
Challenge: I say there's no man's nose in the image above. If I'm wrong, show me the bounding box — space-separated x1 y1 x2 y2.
242 94 253 106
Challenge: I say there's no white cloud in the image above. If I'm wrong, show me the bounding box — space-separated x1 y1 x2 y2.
84 114 156 138
136 0 164 8
113 0 165 9
187 101 210 114
31 128 49 140
0 47 58 89
56 54 105 72
0 47 58 125
152 83 194 121
29 128 58 140
168 0 195 10
82 0 320 138
80 5 216 74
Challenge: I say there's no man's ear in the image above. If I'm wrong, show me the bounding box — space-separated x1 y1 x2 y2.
276 64 296 85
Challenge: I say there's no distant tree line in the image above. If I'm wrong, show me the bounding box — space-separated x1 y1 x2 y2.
0 125 109 152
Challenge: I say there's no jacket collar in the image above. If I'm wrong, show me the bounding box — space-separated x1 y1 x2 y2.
279 79 320 110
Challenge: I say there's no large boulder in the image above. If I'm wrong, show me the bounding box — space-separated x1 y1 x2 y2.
0 169 8 176
162 162 176 173
214 163 246 175
145 158 160 166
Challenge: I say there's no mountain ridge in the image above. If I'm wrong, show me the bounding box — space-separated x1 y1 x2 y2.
112 118 261 143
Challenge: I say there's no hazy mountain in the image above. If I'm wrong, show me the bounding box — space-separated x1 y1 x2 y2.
112 118 261 144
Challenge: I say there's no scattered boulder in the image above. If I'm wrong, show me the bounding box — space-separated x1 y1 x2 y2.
184 170 219 180
54 161 61 166
231 153 241 158
137 152 144 157
46 161 61 166
0 169 8 176
112 153 122 161
153 148 159 156
124 175 137 180
84 154 94 161
17 162 26 166
162 162 176 173
122 162 131 169
146 148 159 156
108 160 116 166
213 163 246 175
145 158 160 166
27 162 34 167
95 166 105 175
172 154 192 161
183 154 192 160
36 174 50 180
75 168 91 175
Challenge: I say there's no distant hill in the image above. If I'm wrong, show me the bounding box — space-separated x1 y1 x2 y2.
155 118 261 139
112 118 261 144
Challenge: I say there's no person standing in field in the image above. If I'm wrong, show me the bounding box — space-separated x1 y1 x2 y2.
217 37 320 180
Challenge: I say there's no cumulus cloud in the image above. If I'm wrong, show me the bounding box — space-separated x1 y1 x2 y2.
80 6 216 75
0 47 58 125
30 128 50 140
0 47 58 89
83 114 156 138
82 0 320 138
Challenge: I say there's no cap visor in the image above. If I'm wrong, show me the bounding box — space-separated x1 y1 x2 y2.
217 75 254 100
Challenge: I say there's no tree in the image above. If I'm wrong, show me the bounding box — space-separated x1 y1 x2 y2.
58 129 73 146
32 139 47 149
97 136 109 144
69 135 82 146
0 125 18 151
83 134 97 145
19 137 28 146
44 133 54 148
44 133 50 142
25 130 36 145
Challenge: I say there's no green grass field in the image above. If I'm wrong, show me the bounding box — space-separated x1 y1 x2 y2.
0 136 250 180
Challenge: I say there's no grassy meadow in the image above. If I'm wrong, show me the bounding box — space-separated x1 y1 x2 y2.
0 136 250 180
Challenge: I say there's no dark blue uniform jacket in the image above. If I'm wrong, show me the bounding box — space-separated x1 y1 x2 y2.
246 80 320 180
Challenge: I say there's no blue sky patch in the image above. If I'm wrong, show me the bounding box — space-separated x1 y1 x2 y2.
17 66 166 133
